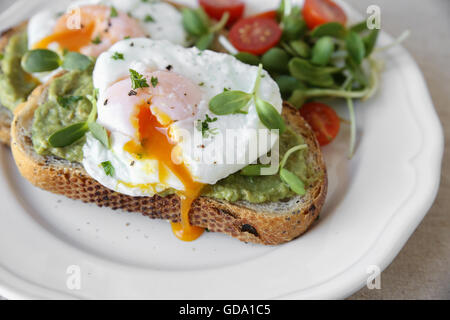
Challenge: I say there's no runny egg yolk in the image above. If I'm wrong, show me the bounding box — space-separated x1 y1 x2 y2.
32 5 145 57
124 103 205 241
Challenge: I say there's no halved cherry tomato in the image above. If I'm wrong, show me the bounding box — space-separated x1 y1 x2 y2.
199 0 245 26
251 10 277 21
299 102 340 146
228 17 282 55
302 0 347 30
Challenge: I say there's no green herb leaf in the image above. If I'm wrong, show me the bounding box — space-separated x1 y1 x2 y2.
363 29 379 57
261 48 290 73
279 168 306 195
182 8 209 37
282 7 307 41
288 89 307 109
21 49 61 73
151 76 158 87
310 22 346 39
209 90 252 115
48 122 88 148
57 95 84 109
275 75 305 100
110 6 118 18
346 31 366 65
288 58 337 87
196 114 218 138
255 97 286 133
195 33 214 50
311 36 334 66
129 69 149 89
289 40 310 58
234 52 261 66
88 122 110 148
144 14 155 23
240 164 270 176
349 21 368 33
62 52 92 71
101 161 115 177
91 35 102 44
111 52 124 60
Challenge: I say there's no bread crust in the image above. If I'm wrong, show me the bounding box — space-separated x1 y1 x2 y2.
11 78 327 245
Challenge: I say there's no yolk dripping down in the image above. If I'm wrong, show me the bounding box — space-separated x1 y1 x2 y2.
124 103 205 241
32 5 145 57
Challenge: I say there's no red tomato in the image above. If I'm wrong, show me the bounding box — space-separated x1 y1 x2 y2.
251 10 277 21
228 17 282 55
299 102 340 146
302 0 347 29
199 0 245 26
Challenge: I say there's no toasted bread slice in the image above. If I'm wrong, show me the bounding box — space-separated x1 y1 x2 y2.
0 22 28 145
12 80 327 245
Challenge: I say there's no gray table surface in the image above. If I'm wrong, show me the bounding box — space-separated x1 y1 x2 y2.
0 0 448 300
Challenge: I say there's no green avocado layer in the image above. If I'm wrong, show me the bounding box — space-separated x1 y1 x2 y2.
202 127 318 203
31 69 94 163
0 32 37 111
31 71 318 203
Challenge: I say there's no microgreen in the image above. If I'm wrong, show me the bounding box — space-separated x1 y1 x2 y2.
196 114 218 138
21 49 92 73
129 69 149 89
209 64 286 133
101 161 115 177
111 52 124 60
91 35 102 45
48 92 110 149
150 76 158 88
110 6 118 18
144 14 155 23
182 7 229 51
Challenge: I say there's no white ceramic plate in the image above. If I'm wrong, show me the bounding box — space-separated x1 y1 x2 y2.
0 0 443 299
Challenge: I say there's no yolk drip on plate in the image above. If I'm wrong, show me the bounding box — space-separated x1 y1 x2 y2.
32 5 145 56
124 103 205 241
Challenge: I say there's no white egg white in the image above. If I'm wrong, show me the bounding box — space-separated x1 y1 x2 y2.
82 39 283 197
26 0 188 82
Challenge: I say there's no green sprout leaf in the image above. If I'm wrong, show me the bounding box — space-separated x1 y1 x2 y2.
88 122 110 149
310 22 346 39
62 52 92 71
280 168 306 195
48 122 89 148
21 49 61 73
262 48 290 73
209 90 252 115
346 31 366 65
240 164 270 176
182 8 209 37
235 52 261 66
311 36 334 66
255 97 286 133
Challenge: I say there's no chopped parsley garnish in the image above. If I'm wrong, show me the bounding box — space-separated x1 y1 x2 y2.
151 76 158 88
144 14 155 23
101 161 115 177
129 69 149 89
198 82 205 86
57 95 84 109
110 6 118 18
124 36 131 40
111 52 124 60
92 35 102 44
196 114 218 138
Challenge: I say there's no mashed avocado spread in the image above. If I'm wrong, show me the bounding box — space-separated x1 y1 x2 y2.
0 32 37 111
32 69 94 162
31 71 317 203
